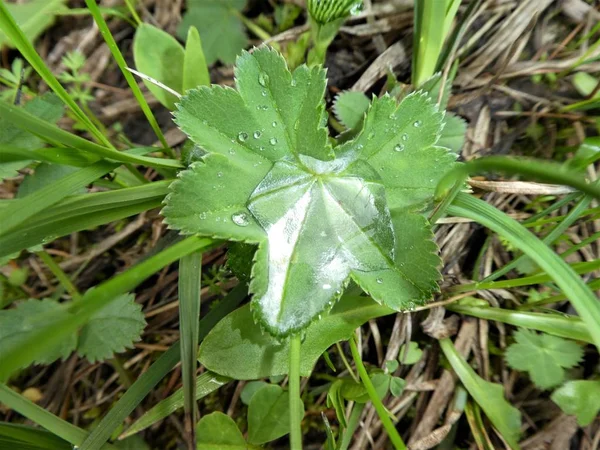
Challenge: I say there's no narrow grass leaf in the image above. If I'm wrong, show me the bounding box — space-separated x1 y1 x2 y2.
79 284 246 450
447 304 593 343
0 423 71 450
439 338 521 449
0 237 217 382
121 372 231 439
0 101 180 168
178 251 203 441
0 1 109 145
84 0 170 150
449 193 600 351
0 385 116 449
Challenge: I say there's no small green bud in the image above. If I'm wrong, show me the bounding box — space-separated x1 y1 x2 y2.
308 0 364 25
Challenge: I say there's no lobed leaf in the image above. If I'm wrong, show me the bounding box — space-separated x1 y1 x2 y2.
505 329 584 389
164 47 455 337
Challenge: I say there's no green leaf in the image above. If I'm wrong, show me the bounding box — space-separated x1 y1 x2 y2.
247 384 304 445
183 26 210 92
551 380 600 426
241 380 269 405
438 113 466 154
198 295 394 380
165 49 452 337
77 293 146 363
177 0 248 65
0 0 67 48
17 163 83 198
505 329 583 389
0 299 76 366
333 91 370 129
389 376 405 397
133 23 185 109
196 412 248 450
572 72 600 98
440 338 522 449
114 436 150 450
398 341 422 365
307 0 363 24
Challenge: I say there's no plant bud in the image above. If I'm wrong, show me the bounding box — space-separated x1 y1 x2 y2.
308 0 364 25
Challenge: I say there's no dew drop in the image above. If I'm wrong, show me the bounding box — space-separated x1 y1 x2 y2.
269 137 278 145
394 144 405 152
408 302 416 311
259 146 265 151
322 283 332 290
217 171 223 177
291 79 297 87
401 133 408 141
261 90 267 97
335 290 342 295
258 72 269 87
253 131 262 139
413 120 422 127
261 105 268 111
238 132 248 142
228 148 236 155
368 132 375 140
376 278 383 284
231 212 249 227
272 121 278 127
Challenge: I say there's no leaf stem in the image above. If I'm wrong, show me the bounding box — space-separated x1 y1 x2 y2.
289 334 303 450
348 336 407 450
36 251 81 301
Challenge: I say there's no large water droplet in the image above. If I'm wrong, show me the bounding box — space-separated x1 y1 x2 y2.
238 132 248 142
258 72 269 87
253 131 262 139
413 120 422 127
269 137 278 145
394 144 405 152
376 278 383 284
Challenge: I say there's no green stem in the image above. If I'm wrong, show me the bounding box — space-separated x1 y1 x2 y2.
124 0 142 26
36 251 81 301
348 336 406 450
289 334 303 450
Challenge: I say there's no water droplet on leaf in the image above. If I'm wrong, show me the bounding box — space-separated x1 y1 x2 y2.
401 133 408 141
253 131 262 139
258 72 269 87
322 283 332 290
269 137 278 145
376 278 383 284
238 132 248 142
232 212 250 227
394 144 405 152
413 120 422 127
272 121 278 127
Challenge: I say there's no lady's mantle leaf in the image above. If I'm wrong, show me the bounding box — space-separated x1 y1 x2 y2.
77 293 146 363
164 47 455 337
196 412 248 450
505 329 584 389
0 299 76 365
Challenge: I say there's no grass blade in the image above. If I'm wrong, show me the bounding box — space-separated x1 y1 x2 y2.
84 0 170 152
0 160 117 236
82 284 247 450
178 251 203 448
0 236 219 381
120 371 231 439
0 101 181 168
0 423 71 450
448 193 600 350
0 0 109 146
447 304 593 343
439 338 522 449
0 385 116 449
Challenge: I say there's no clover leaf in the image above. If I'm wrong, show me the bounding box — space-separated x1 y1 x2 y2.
163 47 457 337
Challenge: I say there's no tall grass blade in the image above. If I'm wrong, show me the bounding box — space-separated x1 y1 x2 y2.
84 0 171 152
81 285 247 450
448 193 600 350
0 385 116 449
178 251 203 448
0 0 110 146
0 237 219 381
